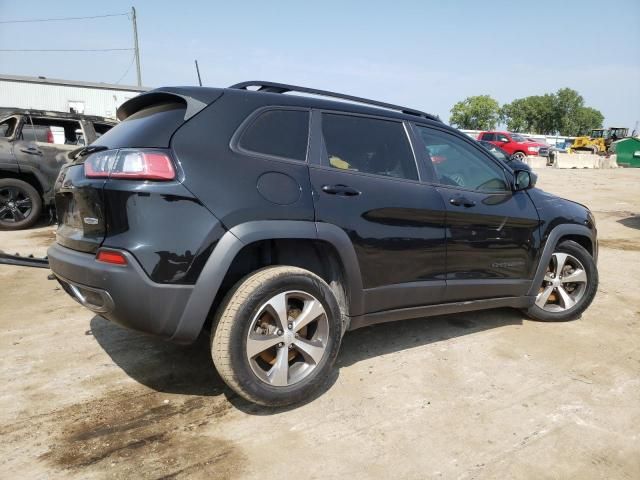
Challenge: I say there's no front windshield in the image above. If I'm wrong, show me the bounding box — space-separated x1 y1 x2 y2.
511 134 527 142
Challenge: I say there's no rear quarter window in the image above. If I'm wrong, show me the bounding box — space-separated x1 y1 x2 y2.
237 109 310 161
93 123 114 136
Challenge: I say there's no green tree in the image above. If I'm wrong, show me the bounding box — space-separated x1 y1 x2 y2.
501 98 528 132
553 88 585 135
502 95 556 134
449 95 501 130
500 88 604 136
574 107 604 136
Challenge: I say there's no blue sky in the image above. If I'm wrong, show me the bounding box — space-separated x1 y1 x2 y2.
1 0 639 129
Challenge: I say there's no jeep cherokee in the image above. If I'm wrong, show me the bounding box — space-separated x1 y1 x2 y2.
47 82 598 406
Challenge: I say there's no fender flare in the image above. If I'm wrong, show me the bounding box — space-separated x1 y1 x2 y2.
13 163 50 193
527 224 596 297
170 220 364 343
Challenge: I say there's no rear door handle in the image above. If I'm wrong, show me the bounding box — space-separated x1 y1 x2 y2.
20 147 42 156
322 184 361 196
449 196 476 208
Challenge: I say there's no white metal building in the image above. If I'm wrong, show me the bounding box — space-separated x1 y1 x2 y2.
0 74 148 120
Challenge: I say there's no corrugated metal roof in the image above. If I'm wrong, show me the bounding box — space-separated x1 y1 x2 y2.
0 74 149 92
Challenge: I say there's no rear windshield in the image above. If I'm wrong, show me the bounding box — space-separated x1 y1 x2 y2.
93 101 187 148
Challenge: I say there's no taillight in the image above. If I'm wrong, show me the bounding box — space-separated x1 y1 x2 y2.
96 249 128 265
84 149 176 180
46 129 54 143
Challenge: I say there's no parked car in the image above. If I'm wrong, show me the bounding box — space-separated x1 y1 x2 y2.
478 131 550 161
526 137 557 165
477 139 531 170
48 82 599 406
0 110 115 229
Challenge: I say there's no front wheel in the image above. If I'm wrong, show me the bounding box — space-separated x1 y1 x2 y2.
211 266 343 406
512 151 527 161
526 240 598 322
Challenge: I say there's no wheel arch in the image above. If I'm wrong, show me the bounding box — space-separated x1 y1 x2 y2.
527 224 596 297
170 220 364 343
0 169 45 198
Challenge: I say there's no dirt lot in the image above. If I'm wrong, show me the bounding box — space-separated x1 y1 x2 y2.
1 168 639 479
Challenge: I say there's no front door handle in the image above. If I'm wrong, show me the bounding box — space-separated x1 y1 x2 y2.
20 147 42 156
322 184 361 196
449 196 476 208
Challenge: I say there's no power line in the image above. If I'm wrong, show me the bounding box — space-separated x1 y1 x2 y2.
0 13 128 24
0 48 133 52
115 54 136 84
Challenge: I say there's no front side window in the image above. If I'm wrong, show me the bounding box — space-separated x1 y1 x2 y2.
239 109 309 161
0 118 17 138
416 126 508 191
321 113 418 181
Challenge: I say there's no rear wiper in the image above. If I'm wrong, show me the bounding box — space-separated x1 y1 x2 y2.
73 145 108 161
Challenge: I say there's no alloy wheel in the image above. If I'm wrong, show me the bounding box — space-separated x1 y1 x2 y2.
536 252 588 312
246 290 329 387
0 186 33 223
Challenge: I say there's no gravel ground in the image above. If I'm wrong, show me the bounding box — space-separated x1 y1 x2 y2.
1 168 639 479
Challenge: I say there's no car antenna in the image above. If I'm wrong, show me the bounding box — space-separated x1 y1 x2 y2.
194 60 202 87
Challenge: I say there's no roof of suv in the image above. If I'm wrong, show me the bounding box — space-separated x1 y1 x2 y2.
120 81 443 126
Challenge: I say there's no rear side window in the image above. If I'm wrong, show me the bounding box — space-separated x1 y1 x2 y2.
21 117 83 145
321 114 418 181
238 109 309 161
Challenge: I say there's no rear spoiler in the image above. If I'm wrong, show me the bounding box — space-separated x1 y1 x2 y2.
116 87 224 121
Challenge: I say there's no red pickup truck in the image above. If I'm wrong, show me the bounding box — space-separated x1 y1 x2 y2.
477 131 550 160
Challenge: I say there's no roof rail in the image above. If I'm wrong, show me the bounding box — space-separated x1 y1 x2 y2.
229 81 440 122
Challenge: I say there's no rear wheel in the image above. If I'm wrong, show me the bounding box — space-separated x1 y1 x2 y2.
211 266 343 406
0 178 42 230
526 240 598 322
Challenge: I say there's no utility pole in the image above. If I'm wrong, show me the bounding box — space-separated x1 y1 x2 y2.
195 60 202 86
131 6 142 87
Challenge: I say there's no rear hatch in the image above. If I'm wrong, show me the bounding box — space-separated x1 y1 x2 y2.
54 88 223 253
54 161 107 253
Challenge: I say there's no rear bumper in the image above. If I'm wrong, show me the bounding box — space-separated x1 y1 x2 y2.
48 243 194 341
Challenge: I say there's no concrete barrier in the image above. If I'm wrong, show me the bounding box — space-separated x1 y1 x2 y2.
523 156 549 170
553 153 618 169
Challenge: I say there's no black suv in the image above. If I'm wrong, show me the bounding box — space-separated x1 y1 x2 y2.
48 82 598 406
0 110 115 229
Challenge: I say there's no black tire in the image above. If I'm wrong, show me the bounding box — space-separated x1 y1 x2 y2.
526 240 598 322
512 151 527 161
211 266 343 407
0 178 42 230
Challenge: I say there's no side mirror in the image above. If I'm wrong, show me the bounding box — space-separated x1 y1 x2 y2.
514 169 537 190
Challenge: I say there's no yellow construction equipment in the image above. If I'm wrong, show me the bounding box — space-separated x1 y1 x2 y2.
569 127 629 154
